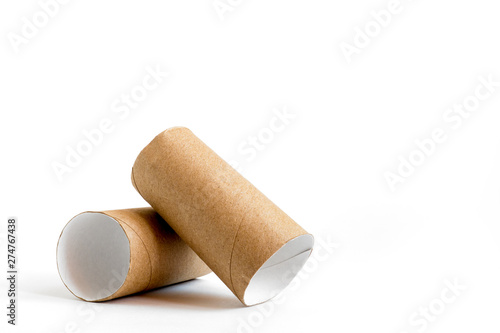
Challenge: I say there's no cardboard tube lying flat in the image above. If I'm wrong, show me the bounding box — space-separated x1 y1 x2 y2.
132 127 314 306
57 207 211 302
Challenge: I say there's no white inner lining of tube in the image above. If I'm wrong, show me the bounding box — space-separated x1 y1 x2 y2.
243 234 314 306
57 213 130 301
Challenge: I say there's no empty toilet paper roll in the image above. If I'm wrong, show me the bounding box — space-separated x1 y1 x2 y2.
57 207 211 302
131 127 314 306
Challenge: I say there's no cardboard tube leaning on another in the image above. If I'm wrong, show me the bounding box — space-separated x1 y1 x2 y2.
131 127 314 306
57 207 211 302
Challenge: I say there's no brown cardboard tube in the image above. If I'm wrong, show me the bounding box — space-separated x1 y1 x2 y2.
131 127 314 306
56 207 211 302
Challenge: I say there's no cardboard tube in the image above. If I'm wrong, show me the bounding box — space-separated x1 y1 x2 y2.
57 207 211 302
132 127 314 306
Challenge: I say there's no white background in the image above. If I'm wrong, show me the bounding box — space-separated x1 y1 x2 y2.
1 0 500 332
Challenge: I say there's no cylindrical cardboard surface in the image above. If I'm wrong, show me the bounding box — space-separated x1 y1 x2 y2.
57 207 211 302
132 127 314 306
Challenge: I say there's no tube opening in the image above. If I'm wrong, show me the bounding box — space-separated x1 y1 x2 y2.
57 213 130 301
243 234 314 306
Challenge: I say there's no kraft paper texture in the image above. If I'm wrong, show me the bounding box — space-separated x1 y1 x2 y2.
131 127 313 305
57 207 211 302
